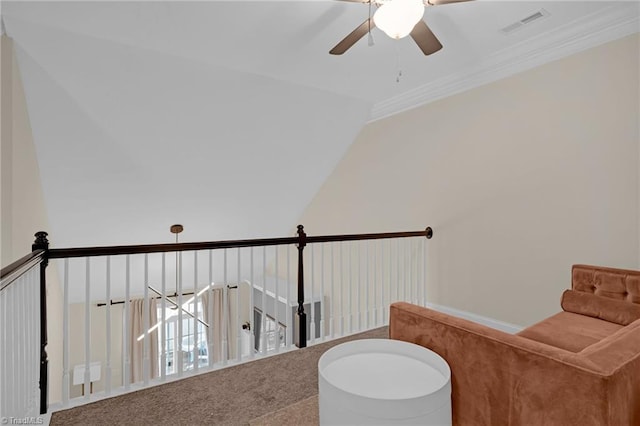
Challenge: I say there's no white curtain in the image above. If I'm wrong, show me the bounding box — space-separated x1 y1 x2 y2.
128 298 159 383
201 287 239 363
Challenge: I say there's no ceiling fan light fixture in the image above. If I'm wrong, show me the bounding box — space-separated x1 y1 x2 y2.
373 0 425 40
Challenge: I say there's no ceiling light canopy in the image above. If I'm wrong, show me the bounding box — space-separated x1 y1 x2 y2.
374 0 425 40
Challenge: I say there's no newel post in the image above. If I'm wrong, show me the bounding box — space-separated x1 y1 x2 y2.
32 231 49 414
295 225 307 348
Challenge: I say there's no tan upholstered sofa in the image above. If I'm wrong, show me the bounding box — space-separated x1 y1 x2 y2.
389 264 640 425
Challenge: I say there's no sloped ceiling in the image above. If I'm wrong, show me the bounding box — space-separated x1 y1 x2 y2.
2 0 638 250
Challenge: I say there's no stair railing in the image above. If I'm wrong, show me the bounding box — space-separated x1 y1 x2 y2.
0 232 50 417
1 225 433 414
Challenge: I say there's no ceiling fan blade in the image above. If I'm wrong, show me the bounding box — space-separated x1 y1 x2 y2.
427 0 473 5
330 18 376 55
410 20 443 55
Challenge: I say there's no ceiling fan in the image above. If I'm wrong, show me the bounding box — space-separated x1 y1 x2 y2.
330 0 473 56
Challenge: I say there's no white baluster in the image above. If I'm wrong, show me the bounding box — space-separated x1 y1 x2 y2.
422 238 427 307
350 242 354 334
415 239 420 305
1 276 6 413
410 239 415 305
105 257 112 394
62 259 69 404
381 240 386 326
143 254 150 385
339 242 344 337
250 247 256 357
408 240 412 304
84 258 91 400
394 238 402 301
161 253 167 379
275 247 281 351
373 241 378 327
23 271 28 413
208 251 214 369
222 249 228 365
286 245 292 349
309 244 315 342
261 247 267 355
365 242 370 330
236 247 242 361
330 243 335 339
30 269 37 413
177 252 183 377
8 282 15 413
356 242 361 333
194 252 199 372
412 238 420 305
124 255 131 390
320 243 325 341
18 273 24 413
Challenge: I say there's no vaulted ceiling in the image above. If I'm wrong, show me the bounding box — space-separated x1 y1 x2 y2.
2 1 638 249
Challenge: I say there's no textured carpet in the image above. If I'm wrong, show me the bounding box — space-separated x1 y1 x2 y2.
248 396 318 426
50 327 388 425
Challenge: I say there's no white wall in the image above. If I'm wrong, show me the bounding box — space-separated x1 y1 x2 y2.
297 33 640 327
1 35 13 264
1 35 63 403
1 35 49 265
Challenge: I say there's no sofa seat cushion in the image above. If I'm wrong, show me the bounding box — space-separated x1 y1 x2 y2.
517 311 623 353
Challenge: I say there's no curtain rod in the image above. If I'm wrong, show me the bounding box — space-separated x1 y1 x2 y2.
96 285 238 307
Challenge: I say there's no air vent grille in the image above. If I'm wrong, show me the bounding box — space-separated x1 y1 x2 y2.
501 9 550 35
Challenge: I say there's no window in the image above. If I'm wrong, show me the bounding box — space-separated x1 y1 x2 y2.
158 301 208 376
253 309 285 353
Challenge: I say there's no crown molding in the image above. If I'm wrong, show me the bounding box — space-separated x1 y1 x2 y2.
369 3 640 122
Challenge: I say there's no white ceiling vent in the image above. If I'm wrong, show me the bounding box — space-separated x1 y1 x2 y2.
501 9 550 35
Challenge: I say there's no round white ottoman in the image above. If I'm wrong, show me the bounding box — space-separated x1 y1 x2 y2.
318 339 451 425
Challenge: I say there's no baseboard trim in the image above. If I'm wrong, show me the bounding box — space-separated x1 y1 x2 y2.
425 303 524 334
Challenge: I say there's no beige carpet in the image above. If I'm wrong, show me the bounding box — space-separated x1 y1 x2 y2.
248 396 318 426
50 327 388 425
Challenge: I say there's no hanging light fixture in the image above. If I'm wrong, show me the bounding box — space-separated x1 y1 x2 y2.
374 0 425 40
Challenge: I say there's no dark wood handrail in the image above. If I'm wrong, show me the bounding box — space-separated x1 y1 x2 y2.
306 228 432 244
48 236 299 259
0 249 46 291
47 227 433 259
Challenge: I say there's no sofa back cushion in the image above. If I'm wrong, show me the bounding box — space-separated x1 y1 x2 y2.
572 264 640 304
561 289 640 326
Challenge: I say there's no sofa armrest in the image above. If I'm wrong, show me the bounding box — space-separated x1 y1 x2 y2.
389 302 621 426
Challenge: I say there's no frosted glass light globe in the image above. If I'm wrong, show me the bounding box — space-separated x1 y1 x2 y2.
373 0 425 40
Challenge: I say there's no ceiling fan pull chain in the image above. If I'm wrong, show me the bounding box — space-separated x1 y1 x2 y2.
368 0 374 47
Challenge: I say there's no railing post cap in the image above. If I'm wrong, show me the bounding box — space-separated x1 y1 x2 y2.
33 231 50 251
296 225 306 248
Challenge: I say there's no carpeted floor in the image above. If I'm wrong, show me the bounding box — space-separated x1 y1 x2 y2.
50 327 388 425
248 395 319 426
